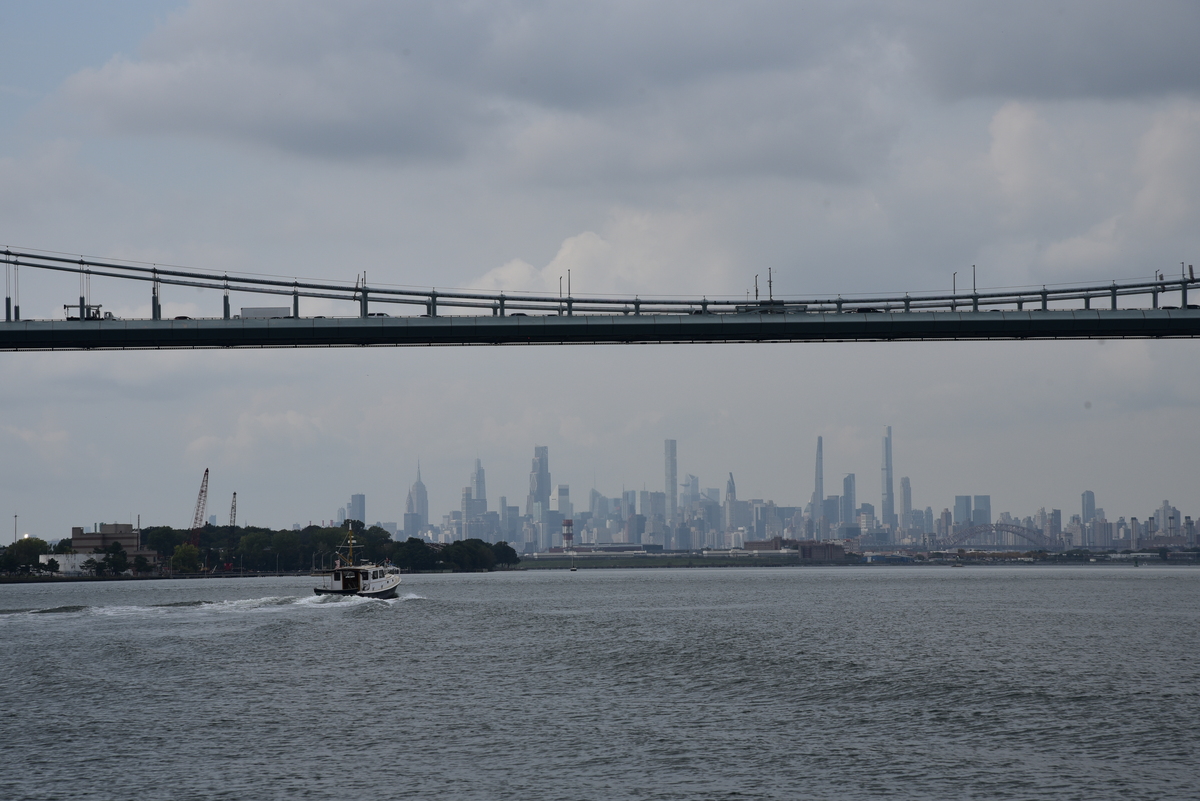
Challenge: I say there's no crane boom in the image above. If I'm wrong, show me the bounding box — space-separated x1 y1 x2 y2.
229 492 237 528
189 469 209 546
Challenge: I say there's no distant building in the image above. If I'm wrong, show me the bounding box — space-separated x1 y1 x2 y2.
70 523 139 554
664 439 678 526
471 459 487 509
527 446 552 517
900 476 912 529
407 464 429 529
1082 490 1096 525
823 496 841 527
67 523 157 565
724 474 749 533
841 474 856 530
972 495 991 527
347 494 366 524
811 437 824 528
553 484 572 520
954 496 972 527
881 426 896 530
742 537 846 562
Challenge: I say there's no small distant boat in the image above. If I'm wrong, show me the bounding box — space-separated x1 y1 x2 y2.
314 534 401 599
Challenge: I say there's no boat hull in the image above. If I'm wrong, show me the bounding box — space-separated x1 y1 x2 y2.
313 585 399 599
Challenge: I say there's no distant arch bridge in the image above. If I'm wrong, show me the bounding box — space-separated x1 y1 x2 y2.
944 523 1052 550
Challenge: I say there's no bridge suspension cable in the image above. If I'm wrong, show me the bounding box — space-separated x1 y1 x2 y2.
3 248 1196 319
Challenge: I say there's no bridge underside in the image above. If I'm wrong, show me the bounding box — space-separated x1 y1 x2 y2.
2 309 1199 351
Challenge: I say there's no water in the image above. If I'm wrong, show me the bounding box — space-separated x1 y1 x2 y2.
1 566 1197 800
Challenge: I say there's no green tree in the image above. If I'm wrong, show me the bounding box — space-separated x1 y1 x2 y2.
96 542 128 575
441 539 497 572
44 558 60 574
171 543 201 573
51 538 75 554
237 530 273 570
145 527 186 558
393 538 438 572
3 537 51 573
81 557 101 576
356 526 393 563
133 554 151 574
271 530 301 571
491 541 520 567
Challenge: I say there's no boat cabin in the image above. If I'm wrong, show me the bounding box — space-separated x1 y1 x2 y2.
316 563 402 598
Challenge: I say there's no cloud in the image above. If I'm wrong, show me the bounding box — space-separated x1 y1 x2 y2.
899 0 1200 101
470 209 735 297
56 2 1200 177
55 1 904 179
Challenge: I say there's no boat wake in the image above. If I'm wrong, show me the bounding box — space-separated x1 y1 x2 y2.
0 592 420 621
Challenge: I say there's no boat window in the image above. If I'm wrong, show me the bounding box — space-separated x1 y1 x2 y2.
333 571 340 580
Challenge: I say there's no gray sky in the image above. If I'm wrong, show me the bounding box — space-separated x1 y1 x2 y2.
2 1 1198 539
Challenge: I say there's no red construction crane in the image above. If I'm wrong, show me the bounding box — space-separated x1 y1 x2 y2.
189 468 209 547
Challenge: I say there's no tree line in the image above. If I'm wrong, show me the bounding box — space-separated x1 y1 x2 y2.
0 520 520 575
149 520 519 573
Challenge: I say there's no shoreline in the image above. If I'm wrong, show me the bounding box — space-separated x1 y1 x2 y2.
3 558 1193 583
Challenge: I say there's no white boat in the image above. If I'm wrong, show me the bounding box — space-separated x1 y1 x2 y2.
313 534 402 599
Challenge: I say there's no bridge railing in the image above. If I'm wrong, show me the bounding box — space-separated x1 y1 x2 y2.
3 248 1195 321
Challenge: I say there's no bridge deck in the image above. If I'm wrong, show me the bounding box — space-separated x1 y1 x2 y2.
2 309 1199 350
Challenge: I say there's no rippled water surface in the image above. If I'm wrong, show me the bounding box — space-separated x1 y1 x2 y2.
1 566 1197 800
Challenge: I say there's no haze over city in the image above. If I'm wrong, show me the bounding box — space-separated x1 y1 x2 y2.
3 1 1198 539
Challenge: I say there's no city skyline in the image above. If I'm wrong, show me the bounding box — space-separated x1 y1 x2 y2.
6 391 1196 544
132 433 1189 554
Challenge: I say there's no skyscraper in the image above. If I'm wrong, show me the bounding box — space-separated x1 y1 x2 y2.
954 495 972 527
471 459 487 510
1082 490 1096 524
840 474 856 529
812 436 824 520
407 465 428 529
664 439 678 526
724 472 737 532
348 494 366 524
881 426 896 530
900 476 912 530
553 484 572 519
527 446 551 517
972 495 991 526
